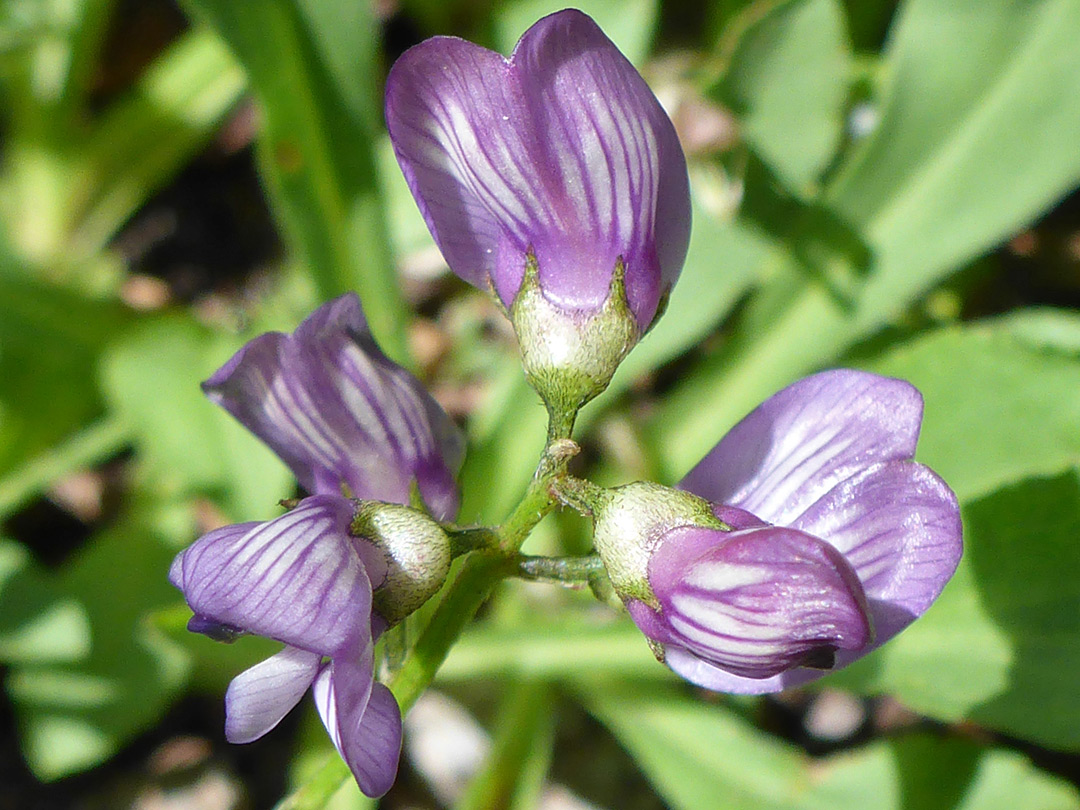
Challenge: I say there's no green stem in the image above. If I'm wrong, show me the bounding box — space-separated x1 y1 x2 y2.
545 404 577 444
515 554 604 585
447 527 500 557
495 438 579 553
388 553 512 709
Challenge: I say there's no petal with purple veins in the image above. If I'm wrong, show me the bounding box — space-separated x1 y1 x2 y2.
385 9 689 329
170 496 372 653
203 294 463 520
312 641 402 798
680 370 925 526
792 459 962 641
649 524 873 680
224 646 322 743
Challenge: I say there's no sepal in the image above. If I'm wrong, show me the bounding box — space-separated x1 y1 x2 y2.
351 501 452 625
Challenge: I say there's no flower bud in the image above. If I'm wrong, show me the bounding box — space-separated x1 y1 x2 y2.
351 501 451 625
385 10 691 417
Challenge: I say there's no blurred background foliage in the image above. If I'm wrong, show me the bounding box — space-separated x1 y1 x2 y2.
2 0 1080 808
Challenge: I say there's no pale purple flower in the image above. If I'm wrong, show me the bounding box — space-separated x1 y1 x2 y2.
619 370 962 693
169 496 401 797
384 9 690 333
204 293 463 521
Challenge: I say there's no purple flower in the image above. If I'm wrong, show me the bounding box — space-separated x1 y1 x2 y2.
169 496 401 797
204 293 463 521
385 10 690 413
589 370 962 693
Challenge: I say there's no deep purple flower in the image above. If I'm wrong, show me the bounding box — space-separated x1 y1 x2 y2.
589 370 962 693
169 496 401 797
204 293 463 521
385 10 690 413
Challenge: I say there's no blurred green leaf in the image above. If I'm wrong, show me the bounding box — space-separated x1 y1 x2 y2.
834 468 1080 751
454 680 554 810
376 135 438 264
67 26 246 257
0 538 90 663
586 684 1080 810
181 0 409 362
457 355 547 525
495 0 659 65
0 260 128 474
152 602 280 694
439 615 663 682
868 311 1080 502
653 0 1080 476
0 417 130 517
6 497 192 779
99 315 292 518
584 683 800 810
712 0 850 191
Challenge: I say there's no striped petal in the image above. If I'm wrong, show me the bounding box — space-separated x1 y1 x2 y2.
313 641 403 798
169 495 371 654
385 9 690 330
224 646 322 743
646 524 872 680
204 294 463 521
680 370 924 527
792 460 962 642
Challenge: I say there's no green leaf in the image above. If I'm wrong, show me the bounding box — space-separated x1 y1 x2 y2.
712 0 850 191
868 311 1080 501
152 602 280 694
652 0 1080 476
584 684 1080 810
834 469 1080 751
438 615 663 683
0 261 128 475
0 538 90 664
68 26 246 256
495 0 659 65
6 496 192 779
454 681 555 810
181 0 409 362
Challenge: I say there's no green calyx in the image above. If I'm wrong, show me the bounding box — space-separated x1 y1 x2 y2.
558 480 726 607
510 253 639 436
351 501 452 625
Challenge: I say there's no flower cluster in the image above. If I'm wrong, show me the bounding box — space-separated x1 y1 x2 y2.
170 9 961 800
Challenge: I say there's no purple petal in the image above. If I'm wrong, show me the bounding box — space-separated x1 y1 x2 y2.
680 370 924 527
792 460 962 642
224 646 322 743
646 524 872 679
312 643 402 798
204 294 463 520
170 496 372 653
385 9 690 330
